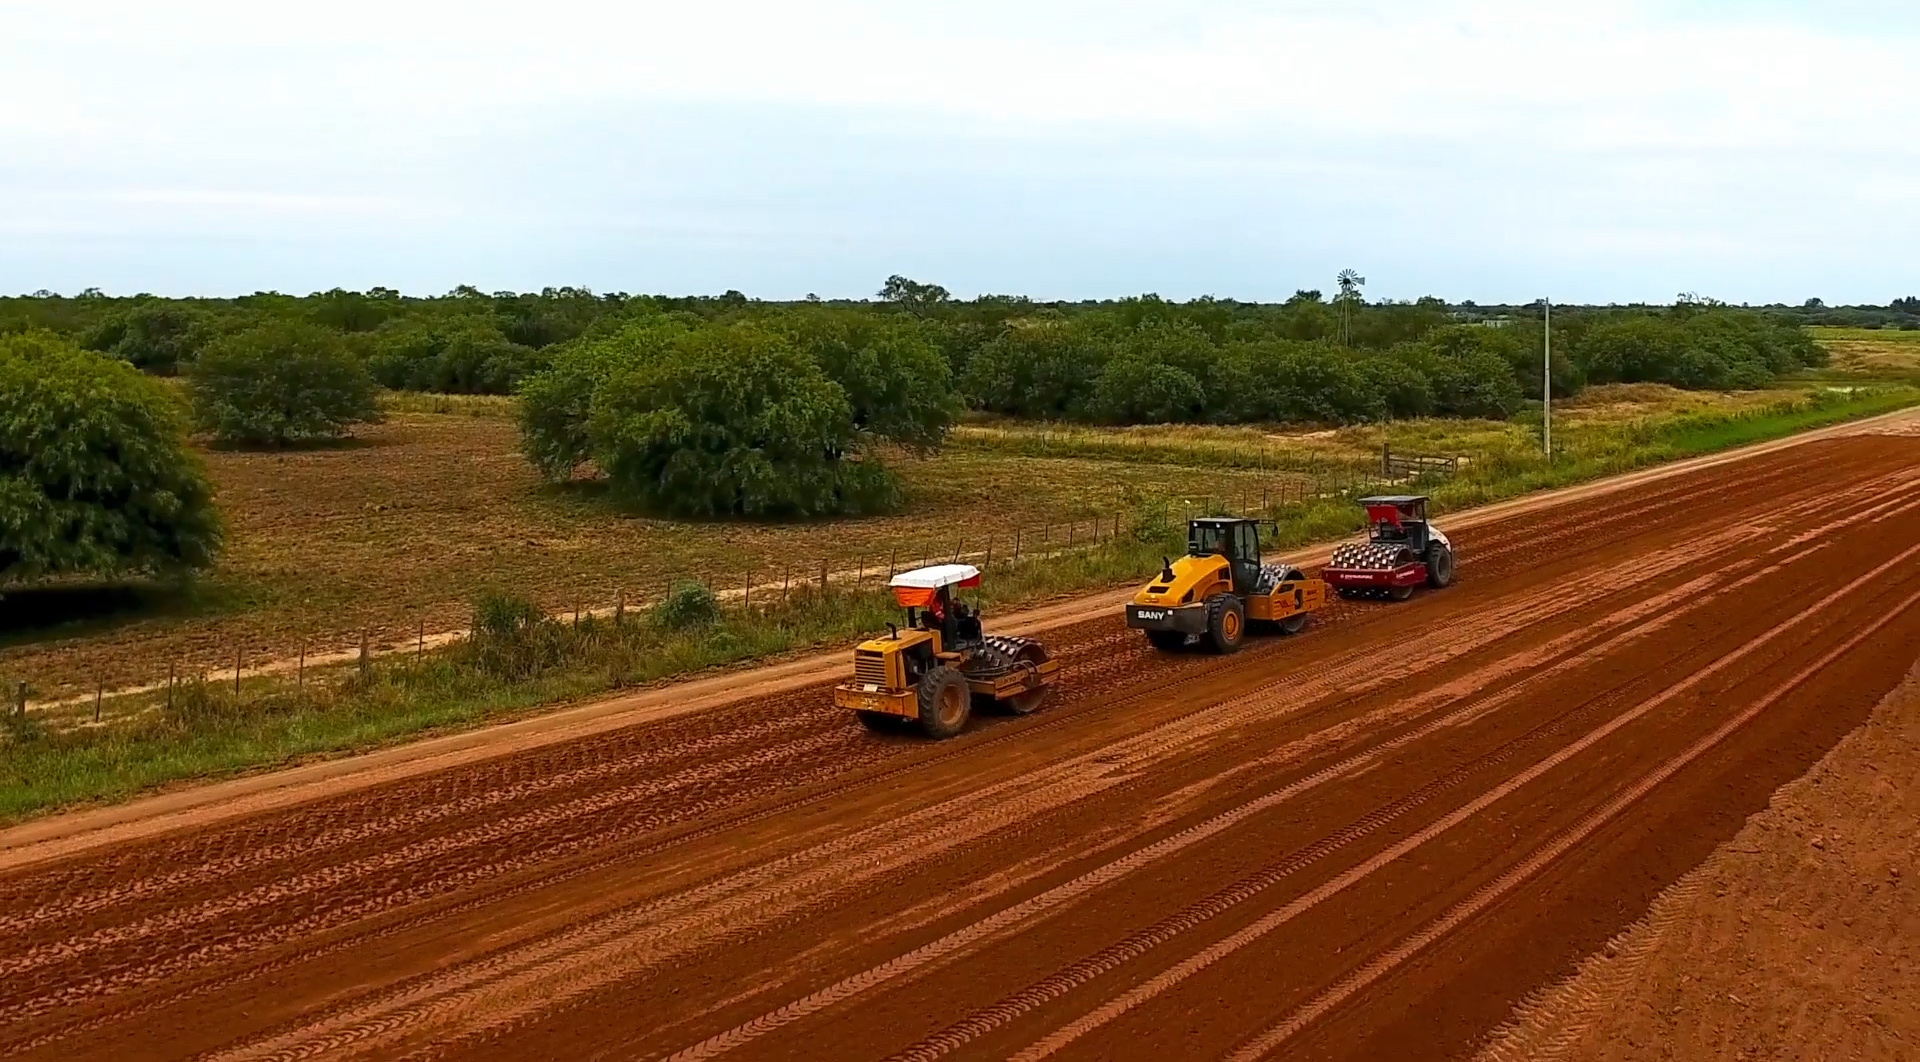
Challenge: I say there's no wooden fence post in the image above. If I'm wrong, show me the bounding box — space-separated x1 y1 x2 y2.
298 639 307 689
783 565 792 599
359 631 370 678
888 551 898 579
167 663 176 711
94 681 102 724
1014 528 1022 561
856 557 864 585
17 680 26 717
819 558 828 589
417 620 425 660
234 644 243 694
744 570 752 608
985 535 993 569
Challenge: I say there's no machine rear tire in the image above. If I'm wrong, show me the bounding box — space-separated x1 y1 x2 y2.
1426 543 1456 588
1387 584 1415 602
916 666 972 739
1145 629 1187 652
1204 594 1246 654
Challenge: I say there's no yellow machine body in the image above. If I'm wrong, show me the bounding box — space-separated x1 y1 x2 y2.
833 628 944 719
832 628 1058 722
1126 518 1328 649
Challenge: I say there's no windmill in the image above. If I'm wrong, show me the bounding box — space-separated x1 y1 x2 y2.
1335 269 1366 345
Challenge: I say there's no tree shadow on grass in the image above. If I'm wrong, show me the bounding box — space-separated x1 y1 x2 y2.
200 433 396 454
0 579 258 649
527 478 905 527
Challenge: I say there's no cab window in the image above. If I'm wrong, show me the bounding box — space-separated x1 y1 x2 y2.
1235 522 1258 560
1189 524 1228 557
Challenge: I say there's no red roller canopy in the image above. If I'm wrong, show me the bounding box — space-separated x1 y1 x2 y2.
1364 504 1405 527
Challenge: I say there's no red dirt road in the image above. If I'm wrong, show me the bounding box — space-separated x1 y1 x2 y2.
4 434 1920 1061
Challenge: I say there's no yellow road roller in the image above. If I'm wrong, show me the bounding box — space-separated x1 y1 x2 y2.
1125 517 1327 653
834 564 1058 738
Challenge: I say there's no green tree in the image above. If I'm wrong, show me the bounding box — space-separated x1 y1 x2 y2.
517 317 689 482
584 325 899 518
367 318 543 394
308 288 398 332
962 319 1109 418
1090 321 1217 423
777 308 960 450
877 275 952 317
84 302 211 375
1353 354 1435 418
1233 341 1384 423
1091 356 1206 423
189 320 382 446
0 332 221 582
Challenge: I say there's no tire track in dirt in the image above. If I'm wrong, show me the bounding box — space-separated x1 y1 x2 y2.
1224 582 1920 1062
646 488 1920 1062
189 474 1920 1062
1004 547 1920 1062
182 563 1652 1062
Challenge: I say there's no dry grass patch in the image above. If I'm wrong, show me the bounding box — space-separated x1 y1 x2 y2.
1811 326 1920 376
1 412 1305 695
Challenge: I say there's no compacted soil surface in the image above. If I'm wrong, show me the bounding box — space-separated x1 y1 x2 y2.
1479 659 1920 1062
2 430 1919 1062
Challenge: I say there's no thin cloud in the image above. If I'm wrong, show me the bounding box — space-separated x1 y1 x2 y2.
1 1 1915 299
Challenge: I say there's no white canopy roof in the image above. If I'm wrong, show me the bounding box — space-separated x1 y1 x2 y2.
888 563 981 590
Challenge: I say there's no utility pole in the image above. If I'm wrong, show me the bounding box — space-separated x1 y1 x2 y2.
1543 298 1553 460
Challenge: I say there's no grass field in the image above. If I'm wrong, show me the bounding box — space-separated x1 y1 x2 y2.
1808 326 1920 378
0 403 1311 695
0 375 1910 701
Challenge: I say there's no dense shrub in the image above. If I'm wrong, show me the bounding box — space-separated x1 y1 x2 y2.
1353 355 1435 418
189 320 382 446
7 289 1838 445
518 318 690 481
0 332 221 582
963 319 1108 418
84 303 211 375
308 288 401 333
467 590 566 679
1091 355 1207 423
367 319 544 394
1573 309 1825 391
584 325 901 518
650 581 722 631
777 308 961 450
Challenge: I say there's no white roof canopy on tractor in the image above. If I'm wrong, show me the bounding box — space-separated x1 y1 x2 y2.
888 564 981 607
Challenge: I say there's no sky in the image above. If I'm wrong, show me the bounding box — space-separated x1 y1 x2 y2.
3 0 1917 304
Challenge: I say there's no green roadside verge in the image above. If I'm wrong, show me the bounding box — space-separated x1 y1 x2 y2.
3 384 1916 823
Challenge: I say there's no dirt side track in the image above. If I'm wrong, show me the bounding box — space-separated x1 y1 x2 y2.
3 434 1919 1061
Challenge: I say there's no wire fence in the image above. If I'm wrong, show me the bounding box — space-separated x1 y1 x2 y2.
7 447 1461 725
